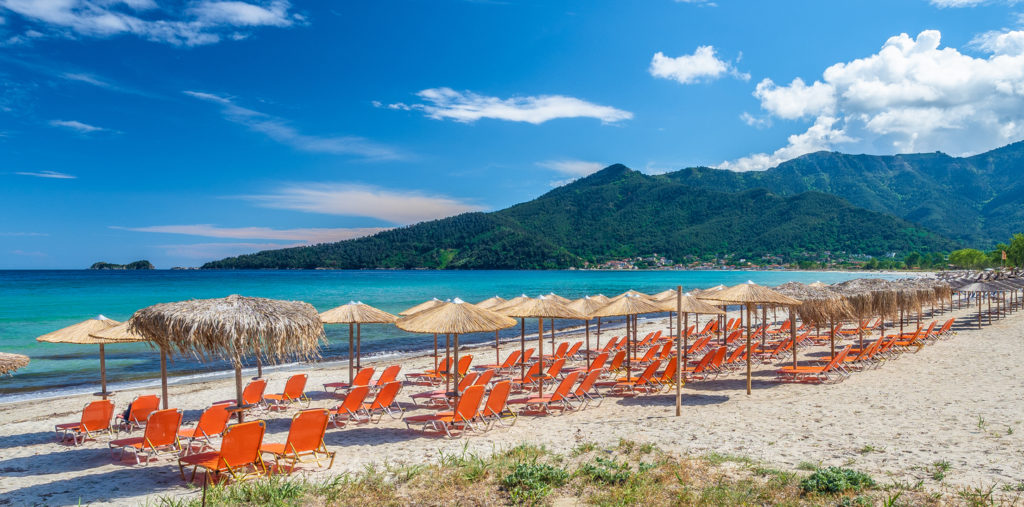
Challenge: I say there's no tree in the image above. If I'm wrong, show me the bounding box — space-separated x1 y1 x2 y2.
1008 233 1024 267
904 251 922 267
949 248 988 269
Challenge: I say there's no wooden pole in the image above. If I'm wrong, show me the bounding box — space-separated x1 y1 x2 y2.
445 333 451 392
585 320 591 370
495 330 500 365
790 307 798 369
596 317 602 350
625 314 632 381
348 323 354 384
745 305 752 395
550 318 556 349
234 362 243 422
978 294 982 329
761 306 768 348
453 333 461 406
538 317 545 396
99 344 107 398
356 323 362 369
432 333 438 371
519 318 526 378
160 347 169 409
675 286 682 417
683 311 690 366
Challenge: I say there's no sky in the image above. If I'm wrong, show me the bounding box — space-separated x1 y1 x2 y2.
1 0 1023 268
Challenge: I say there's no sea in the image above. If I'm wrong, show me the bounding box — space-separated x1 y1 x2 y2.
0 269 908 403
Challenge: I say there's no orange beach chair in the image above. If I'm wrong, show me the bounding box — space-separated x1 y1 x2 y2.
109 408 183 465
178 420 267 485
259 408 335 473
56 399 114 445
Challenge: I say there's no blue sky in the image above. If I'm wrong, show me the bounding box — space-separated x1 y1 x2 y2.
2 0 1022 268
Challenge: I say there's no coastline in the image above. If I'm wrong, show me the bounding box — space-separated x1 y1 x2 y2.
1 300 1021 505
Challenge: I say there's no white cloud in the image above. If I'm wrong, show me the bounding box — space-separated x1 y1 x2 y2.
112 224 387 243
675 0 717 5
48 119 109 133
15 170 76 179
929 0 986 6
0 0 300 46
240 183 484 224
185 90 402 160
720 29 1024 170
739 112 772 129
383 87 632 124
649 47 749 85
536 159 604 177
970 29 1024 55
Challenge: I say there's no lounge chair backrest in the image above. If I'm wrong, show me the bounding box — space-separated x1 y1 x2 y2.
242 379 267 405
638 346 658 363
607 350 625 371
636 361 661 384
369 381 401 409
456 355 473 375
521 348 535 364
377 365 401 386
284 409 329 455
546 358 566 377
590 352 609 371
693 350 715 372
353 367 375 386
475 369 495 386
710 347 727 369
82 400 115 432
483 380 512 417
553 342 569 359
725 345 745 364
457 372 480 391
566 341 582 357
822 346 853 371
659 356 678 382
434 357 452 374
196 404 232 438
518 361 541 381
600 339 615 352
337 385 370 413
218 420 266 470
283 374 308 399
726 330 742 343
143 408 183 448
454 384 486 422
501 350 521 368
574 369 602 396
552 370 580 401
129 395 161 423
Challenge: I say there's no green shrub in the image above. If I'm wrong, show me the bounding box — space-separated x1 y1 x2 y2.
800 467 876 494
501 463 569 505
578 457 633 484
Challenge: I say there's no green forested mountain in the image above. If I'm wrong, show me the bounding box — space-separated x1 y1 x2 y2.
203 164 954 270
668 142 1024 245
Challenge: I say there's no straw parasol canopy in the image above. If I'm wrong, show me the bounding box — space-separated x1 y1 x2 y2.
652 288 681 301
808 281 829 288
588 294 611 304
396 299 515 403
700 281 801 395
591 294 666 379
655 293 727 315
772 282 852 327
610 289 652 301
495 295 586 394
399 297 446 316
567 296 604 317
130 295 324 413
37 315 142 398
0 352 29 376
475 295 507 310
692 284 726 295
544 292 573 305
320 301 397 383
492 294 532 312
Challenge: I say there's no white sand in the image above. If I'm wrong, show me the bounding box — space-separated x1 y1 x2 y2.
1 304 1021 505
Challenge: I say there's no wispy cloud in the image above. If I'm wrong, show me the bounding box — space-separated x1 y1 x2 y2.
240 183 484 224
185 90 403 160
157 242 303 260
15 170 76 179
649 47 749 85
111 224 388 243
537 159 606 186
0 231 49 236
381 87 633 124
0 0 302 46
675 0 717 5
48 119 110 133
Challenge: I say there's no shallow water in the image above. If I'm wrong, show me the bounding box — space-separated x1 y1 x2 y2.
0 269 903 401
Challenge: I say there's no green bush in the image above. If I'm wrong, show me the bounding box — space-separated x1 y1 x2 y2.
578 457 633 484
501 463 569 505
800 467 876 494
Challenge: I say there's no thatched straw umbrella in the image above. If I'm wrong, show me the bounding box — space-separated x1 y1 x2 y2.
545 293 573 305
956 282 1003 329
37 315 144 399
0 352 29 376
499 296 586 395
320 302 397 384
808 281 828 288
130 295 324 417
86 322 150 398
699 281 800 395
659 289 724 416
491 294 534 371
476 296 508 364
652 289 680 337
591 295 665 381
567 296 605 369
692 285 728 339
399 298 447 369
774 282 853 362
396 299 515 406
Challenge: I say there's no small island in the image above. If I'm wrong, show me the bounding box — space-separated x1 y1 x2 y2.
89 260 155 270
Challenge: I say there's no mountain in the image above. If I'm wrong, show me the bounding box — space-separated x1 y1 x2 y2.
202 164 954 270
667 142 1024 245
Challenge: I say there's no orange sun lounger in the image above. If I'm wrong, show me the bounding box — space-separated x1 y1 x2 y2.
264 374 311 411
324 367 374 394
109 408 183 465
404 384 486 438
260 408 335 473
179 403 232 455
178 420 267 486
56 399 114 445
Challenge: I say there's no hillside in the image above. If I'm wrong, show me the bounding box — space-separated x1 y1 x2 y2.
89 260 155 270
667 142 1024 245
202 165 953 270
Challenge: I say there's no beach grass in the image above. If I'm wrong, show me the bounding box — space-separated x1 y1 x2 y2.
155 441 945 506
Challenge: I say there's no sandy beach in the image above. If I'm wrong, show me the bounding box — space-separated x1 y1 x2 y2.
1 302 1021 506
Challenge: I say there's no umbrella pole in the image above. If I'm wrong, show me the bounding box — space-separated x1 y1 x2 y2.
538 317 544 397
675 286 682 417
683 312 689 366
596 317 602 351
978 294 982 329
625 313 632 382
356 323 362 370
160 347 169 409
453 333 461 405
790 307 797 370
520 318 526 379
550 318 555 349
745 305 752 395
987 294 992 325
668 310 673 339
444 333 451 392
829 319 836 359
256 357 262 379
234 363 244 422
585 320 591 370
761 306 767 348
433 333 438 371
348 323 354 384
720 306 726 346
495 330 500 365
99 344 107 399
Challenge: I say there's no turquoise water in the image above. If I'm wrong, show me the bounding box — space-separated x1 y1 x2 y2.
0 269 901 401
